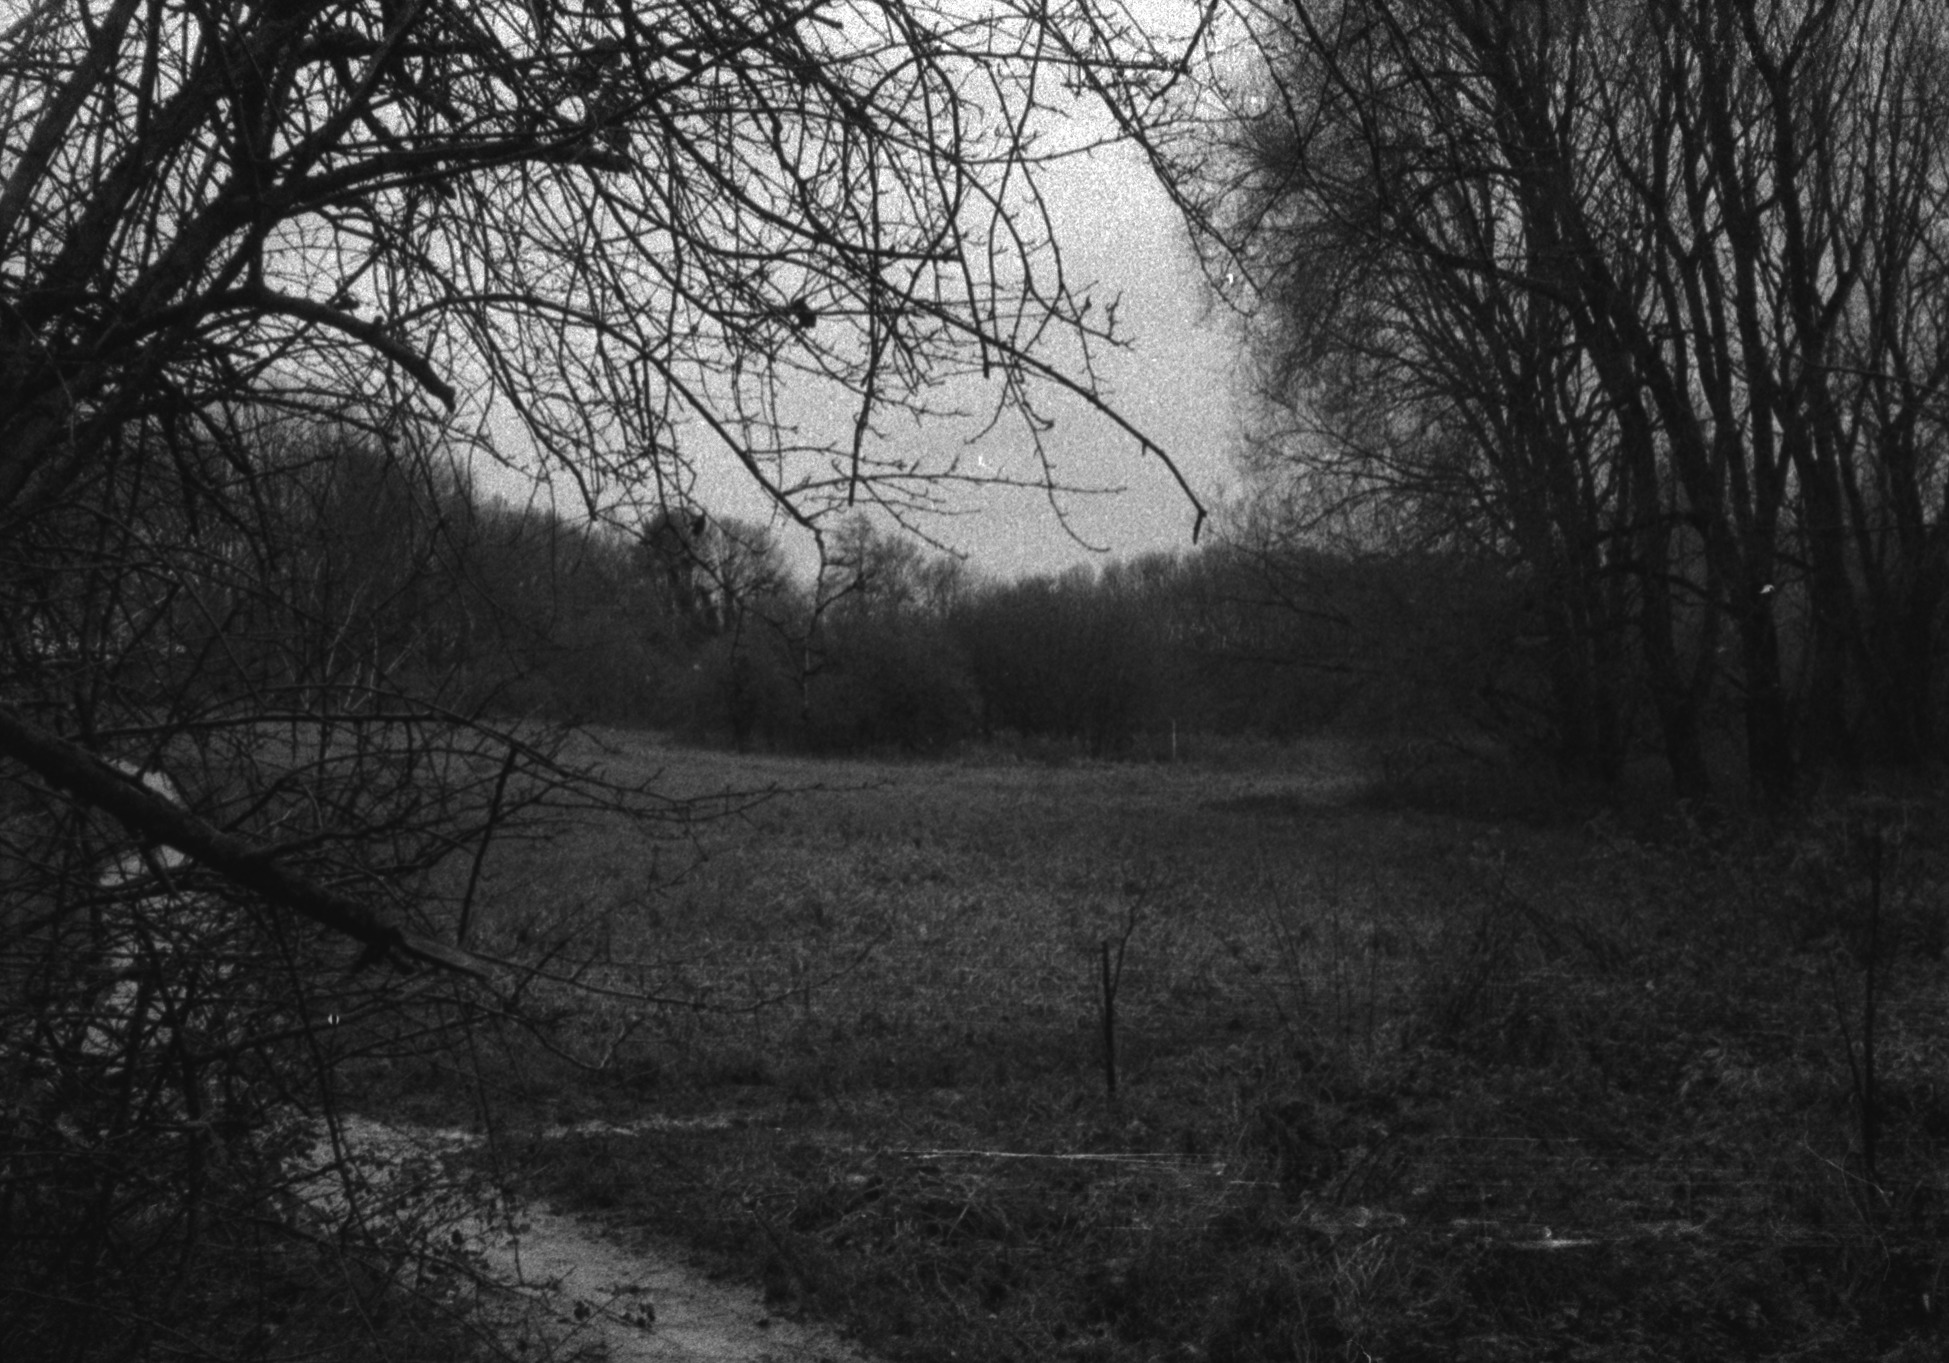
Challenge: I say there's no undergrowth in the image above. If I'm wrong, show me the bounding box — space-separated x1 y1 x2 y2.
389 743 1949 1363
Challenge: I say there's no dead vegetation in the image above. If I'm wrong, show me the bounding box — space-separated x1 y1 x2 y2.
360 737 1949 1363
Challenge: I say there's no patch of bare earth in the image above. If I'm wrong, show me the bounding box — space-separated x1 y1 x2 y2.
322 1117 880 1363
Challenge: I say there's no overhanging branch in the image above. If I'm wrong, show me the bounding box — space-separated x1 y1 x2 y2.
0 700 488 978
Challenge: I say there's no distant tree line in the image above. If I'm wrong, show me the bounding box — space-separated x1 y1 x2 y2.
54 370 1949 796
223 431 1540 759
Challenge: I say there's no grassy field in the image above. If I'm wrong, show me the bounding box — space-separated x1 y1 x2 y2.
370 734 1949 1363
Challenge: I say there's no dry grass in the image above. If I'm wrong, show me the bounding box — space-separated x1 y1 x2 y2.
367 734 1949 1363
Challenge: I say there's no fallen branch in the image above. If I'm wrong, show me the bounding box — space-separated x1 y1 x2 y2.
0 700 489 978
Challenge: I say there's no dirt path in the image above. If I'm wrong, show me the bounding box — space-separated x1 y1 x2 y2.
324 1118 879 1363
479 1200 880 1363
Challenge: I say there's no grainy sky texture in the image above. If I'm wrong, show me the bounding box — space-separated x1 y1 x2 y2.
876 0 1247 579
712 122 1243 582
485 3 1244 583
924 130 1243 579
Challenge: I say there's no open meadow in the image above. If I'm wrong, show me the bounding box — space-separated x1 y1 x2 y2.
372 735 1949 1363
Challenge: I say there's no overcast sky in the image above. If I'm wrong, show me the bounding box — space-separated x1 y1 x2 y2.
918 131 1245 579
723 5 1250 582
718 127 1248 584
482 8 1249 584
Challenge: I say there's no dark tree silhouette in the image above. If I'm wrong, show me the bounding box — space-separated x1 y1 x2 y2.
0 1 1204 1356
1156 0 1949 799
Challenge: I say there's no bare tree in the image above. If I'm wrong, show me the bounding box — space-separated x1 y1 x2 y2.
0 0 1206 980
0 1 1204 1355
1159 0 1949 800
